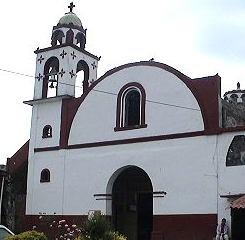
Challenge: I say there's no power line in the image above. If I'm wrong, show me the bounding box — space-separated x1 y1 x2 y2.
0 67 200 111
92 89 200 111
0 68 34 78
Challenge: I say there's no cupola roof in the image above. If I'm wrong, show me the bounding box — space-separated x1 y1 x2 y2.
224 82 245 96
59 12 82 27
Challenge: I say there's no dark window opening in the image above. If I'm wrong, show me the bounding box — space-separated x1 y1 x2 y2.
51 30 65 46
230 94 238 104
76 60 89 96
226 135 245 166
75 32 86 49
124 90 140 126
242 94 245 103
40 169 50 182
42 125 52 138
115 82 147 131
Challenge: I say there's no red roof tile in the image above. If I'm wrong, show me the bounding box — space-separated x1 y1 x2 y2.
230 195 245 209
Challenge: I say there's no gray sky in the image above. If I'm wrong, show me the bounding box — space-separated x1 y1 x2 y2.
1 0 245 164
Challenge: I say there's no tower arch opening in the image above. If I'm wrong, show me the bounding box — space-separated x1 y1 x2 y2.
75 32 86 49
51 30 65 46
76 60 89 97
43 57 59 98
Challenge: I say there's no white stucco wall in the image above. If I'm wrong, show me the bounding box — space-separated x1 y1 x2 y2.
69 66 204 145
216 131 245 226
28 101 62 149
26 135 218 216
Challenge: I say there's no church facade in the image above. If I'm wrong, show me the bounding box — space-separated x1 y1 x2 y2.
6 4 245 240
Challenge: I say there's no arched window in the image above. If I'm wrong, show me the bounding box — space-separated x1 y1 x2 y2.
115 82 147 131
230 94 238 104
241 94 245 103
124 89 140 126
75 32 86 49
226 135 245 166
51 30 65 46
40 169 50 182
42 125 52 138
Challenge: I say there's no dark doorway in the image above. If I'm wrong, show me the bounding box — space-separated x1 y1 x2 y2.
112 167 153 240
232 208 245 240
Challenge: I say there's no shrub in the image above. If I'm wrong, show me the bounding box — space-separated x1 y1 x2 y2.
104 231 129 240
3 230 47 240
81 215 111 240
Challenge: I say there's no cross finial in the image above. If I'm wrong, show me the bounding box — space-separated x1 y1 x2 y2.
68 2 75 12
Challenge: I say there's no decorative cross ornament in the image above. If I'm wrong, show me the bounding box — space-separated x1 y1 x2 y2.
58 68 66 77
69 69 76 78
60 50 67 59
37 55 44 64
91 61 97 70
36 73 44 81
68 2 75 12
71 51 77 60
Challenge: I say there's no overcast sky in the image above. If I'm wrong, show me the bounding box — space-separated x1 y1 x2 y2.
1 0 245 164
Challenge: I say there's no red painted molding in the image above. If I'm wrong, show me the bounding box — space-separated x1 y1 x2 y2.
114 124 148 132
34 146 60 153
36 130 205 152
219 125 245 133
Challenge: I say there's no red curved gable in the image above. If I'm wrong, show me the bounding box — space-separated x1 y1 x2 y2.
59 61 221 148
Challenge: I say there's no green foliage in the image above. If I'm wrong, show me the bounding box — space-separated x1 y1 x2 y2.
5 215 130 240
3 230 47 240
81 215 111 240
104 231 129 240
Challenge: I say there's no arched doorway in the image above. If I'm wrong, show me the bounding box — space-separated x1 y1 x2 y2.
112 166 153 240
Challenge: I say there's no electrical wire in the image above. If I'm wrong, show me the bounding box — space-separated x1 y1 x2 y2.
0 68 34 78
0 68 201 111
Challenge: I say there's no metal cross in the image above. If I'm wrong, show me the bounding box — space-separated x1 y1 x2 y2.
68 2 75 12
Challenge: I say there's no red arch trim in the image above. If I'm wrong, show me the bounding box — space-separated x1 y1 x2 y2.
60 61 220 148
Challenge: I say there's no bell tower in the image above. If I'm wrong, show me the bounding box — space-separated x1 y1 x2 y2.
33 2 99 99
25 3 100 216
25 2 100 149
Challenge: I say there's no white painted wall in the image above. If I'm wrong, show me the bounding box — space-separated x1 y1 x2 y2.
26 150 66 214
27 135 218 216
69 66 204 145
216 131 245 228
34 101 62 148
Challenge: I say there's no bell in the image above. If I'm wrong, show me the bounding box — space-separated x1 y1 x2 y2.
47 67 58 89
49 80 55 89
